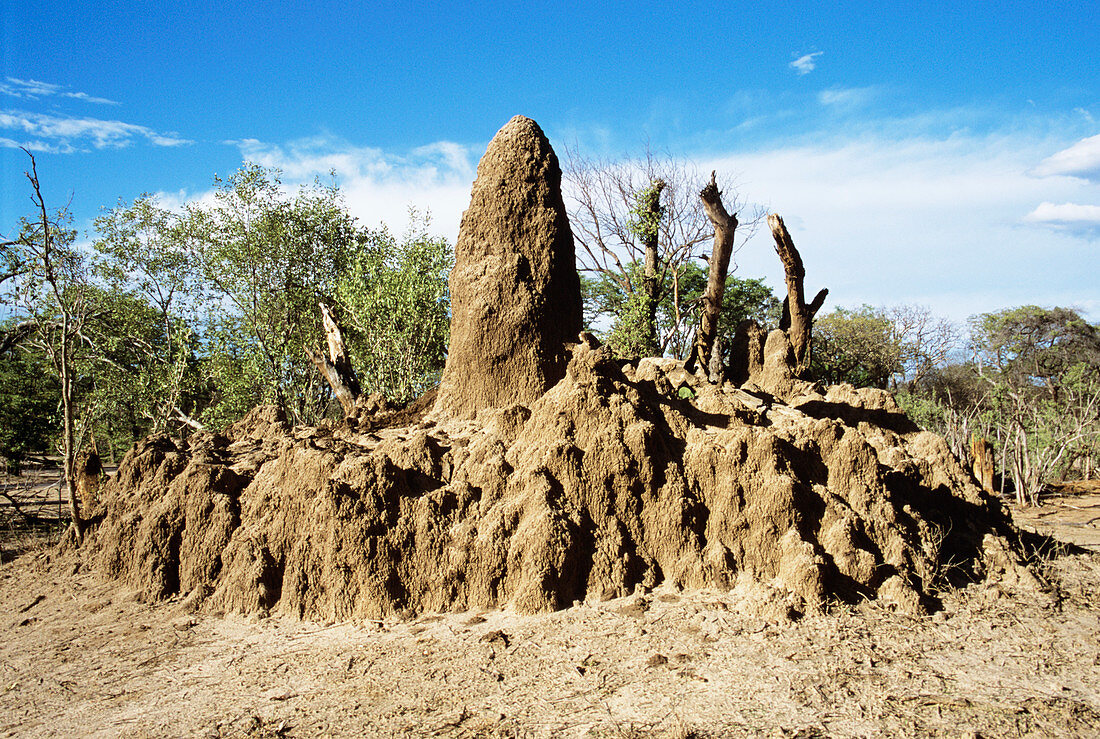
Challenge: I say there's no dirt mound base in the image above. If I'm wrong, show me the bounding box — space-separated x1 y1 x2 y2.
85 343 1036 621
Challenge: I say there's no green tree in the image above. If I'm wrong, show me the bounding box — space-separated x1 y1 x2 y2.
971 306 1100 395
582 261 779 361
177 164 368 426
0 342 58 472
970 306 1100 504
93 195 201 441
810 306 902 389
336 213 451 404
78 287 201 458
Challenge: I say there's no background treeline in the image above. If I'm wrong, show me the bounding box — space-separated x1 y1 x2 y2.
3 157 1098 508
813 304 1100 505
1 164 450 468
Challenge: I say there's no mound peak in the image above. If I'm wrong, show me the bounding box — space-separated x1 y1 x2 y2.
434 114 582 420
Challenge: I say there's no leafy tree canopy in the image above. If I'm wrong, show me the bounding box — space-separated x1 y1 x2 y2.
581 260 779 361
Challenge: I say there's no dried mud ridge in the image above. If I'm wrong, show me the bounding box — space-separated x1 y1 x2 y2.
84 344 1040 622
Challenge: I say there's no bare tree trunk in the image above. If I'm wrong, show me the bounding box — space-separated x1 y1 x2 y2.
24 151 85 544
307 303 360 418
60 327 85 543
768 214 827 377
692 172 738 379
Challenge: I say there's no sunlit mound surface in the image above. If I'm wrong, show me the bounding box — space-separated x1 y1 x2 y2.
84 113 1039 620
84 342 1038 621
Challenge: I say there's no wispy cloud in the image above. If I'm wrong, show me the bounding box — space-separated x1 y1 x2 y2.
0 110 191 152
789 52 823 76
817 87 875 109
1030 134 1100 182
0 77 118 105
229 134 476 235
0 136 60 153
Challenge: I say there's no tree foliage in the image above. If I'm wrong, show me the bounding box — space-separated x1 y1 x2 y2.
178 165 368 425
810 306 902 389
3 161 455 482
582 261 778 361
337 214 451 404
0 342 58 471
969 306 1100 504
892 305 1100 505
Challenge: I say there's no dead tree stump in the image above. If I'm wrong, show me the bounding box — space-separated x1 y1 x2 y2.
768 214 827 378
971 435 996 494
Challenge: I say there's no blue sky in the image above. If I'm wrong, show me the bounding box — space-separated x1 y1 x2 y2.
2 1 1098 323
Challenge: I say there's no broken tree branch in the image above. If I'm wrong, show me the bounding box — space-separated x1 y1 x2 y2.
768 213 827 377
691 171 738 380
307 303 360 418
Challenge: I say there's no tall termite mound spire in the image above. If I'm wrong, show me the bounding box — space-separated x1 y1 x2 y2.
435 116 583 419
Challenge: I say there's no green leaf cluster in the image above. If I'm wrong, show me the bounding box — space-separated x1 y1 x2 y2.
810 306 903 389
0 343 58 470
626 181 665 244
581 260 779 361
336 214 451 404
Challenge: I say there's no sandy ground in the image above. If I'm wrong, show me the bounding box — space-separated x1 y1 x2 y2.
1012 491 1100 551
0 491 1098 737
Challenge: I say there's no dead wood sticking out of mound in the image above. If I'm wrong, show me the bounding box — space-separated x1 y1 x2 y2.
84 342 1040 622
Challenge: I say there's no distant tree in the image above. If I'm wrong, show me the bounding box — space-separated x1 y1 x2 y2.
582 261 779 362
810 306 902 389
894 361 993 464
887 304 959 390
0 341 58 472
971 306 1100 394
970 306 1100 504
565 149 761 359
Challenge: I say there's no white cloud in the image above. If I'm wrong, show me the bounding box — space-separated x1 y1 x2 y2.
0 77 117 105
229 134 476 238
0 135 67 153
1023 201 1100 235
789 52 823 76
700 131 1099 322
0 110 191 152
172 125 1100 325
1030 134 1100 182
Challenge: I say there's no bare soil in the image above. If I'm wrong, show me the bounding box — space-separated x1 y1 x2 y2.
0 496 1098 738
